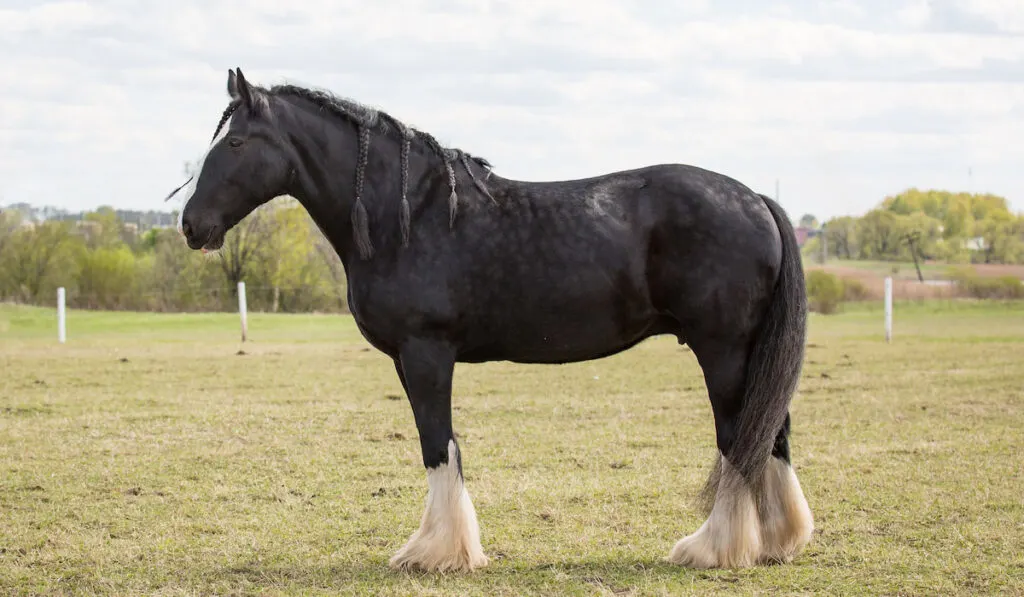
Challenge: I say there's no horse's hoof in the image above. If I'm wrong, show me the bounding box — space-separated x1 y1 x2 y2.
389 542 489 573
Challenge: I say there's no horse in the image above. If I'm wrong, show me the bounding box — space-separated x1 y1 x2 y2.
168 68 814 573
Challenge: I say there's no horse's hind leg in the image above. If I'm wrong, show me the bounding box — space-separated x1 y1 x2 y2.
758 413 814 564
668 336 813 568
668 341 763 568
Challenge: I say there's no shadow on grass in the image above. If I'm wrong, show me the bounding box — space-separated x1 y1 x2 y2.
203 554 758 593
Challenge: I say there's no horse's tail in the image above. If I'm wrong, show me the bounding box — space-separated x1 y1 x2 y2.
728 194 807 494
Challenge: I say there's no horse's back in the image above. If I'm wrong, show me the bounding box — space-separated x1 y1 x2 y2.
504 161 786 333
446 164 783 362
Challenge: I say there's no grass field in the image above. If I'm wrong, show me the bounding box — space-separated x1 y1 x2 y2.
2 300 1023 596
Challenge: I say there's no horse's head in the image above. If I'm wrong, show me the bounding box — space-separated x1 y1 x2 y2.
170 68 291 251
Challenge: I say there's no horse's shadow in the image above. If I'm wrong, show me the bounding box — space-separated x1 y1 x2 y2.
210 554 749 592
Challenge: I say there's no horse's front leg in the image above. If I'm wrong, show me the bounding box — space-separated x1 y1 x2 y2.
388 338 488 573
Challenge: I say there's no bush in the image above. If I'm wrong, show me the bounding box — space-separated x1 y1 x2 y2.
806 270 845 314
841 277 872 302
947 267 1024 299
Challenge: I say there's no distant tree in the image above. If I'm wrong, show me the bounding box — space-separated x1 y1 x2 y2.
216 205 273 296
262 199 313 312
823 216 858 259
942 194 975 241
799 214 819 229
976 212 1024 264
857 209 904 259
0 221 82 303
81 206 127 250
146 228 223 311
901 212 943 260
0 209 22 258
75 245 139 309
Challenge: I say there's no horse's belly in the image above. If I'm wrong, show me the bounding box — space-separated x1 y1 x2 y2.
459 294 662 363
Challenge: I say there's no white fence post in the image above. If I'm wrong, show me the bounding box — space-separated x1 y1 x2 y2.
57 287 66 344
238 281 248 342
884 276 893 343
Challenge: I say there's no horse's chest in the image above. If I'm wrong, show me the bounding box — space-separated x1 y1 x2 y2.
346 277 450 356
346 285 404 356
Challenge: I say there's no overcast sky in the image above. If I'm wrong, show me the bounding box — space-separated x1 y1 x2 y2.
2 0 1023 222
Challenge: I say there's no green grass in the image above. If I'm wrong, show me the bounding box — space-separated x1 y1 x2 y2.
2 301 1023 596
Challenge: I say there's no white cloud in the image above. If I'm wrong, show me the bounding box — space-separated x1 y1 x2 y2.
0 1 113 34
0 0 1022 222
956 0 1024 33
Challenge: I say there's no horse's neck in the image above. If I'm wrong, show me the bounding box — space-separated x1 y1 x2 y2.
291 133 423 267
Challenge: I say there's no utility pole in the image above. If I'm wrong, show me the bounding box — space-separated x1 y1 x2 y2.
904 231 924 282
820 222 828 265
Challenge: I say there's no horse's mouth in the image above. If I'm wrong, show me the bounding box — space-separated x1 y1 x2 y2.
188 225 224 253
201 228 225 253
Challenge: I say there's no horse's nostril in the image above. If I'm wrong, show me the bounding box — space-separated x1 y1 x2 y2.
181 222 192 239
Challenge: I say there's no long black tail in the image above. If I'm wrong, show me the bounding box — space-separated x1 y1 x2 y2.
727 194 808 493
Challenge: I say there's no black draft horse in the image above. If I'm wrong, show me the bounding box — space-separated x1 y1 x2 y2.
170 68 814 573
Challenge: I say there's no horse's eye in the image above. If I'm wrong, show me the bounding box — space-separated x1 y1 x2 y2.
228 137 243 148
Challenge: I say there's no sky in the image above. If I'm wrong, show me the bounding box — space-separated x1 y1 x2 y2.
1 0 1023 222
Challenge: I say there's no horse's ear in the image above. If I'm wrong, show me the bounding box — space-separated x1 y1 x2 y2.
228 67 254 108
226 69 239 99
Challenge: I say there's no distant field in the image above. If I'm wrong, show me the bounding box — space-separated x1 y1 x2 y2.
1 301 1023 596
804 258 1024 282
801 259 1024 302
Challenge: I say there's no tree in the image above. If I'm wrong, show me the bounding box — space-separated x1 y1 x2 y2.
856 209 904 260
81 206 127 250
0 209 22 259
0 221 82 303
942 194 974 241
261 198 314 312
970 193 1011 222
975 212 1024 264
146 228 223 312
216 204 273 296
799 214 818 229
823 216 858 259
75 245 139 309
312 225 348 310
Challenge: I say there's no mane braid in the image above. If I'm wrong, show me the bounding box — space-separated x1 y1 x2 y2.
352 124 373 260
459 152 495 203
445 161 458 229
400 137 411 247
212 101 240 143
265 84 496 246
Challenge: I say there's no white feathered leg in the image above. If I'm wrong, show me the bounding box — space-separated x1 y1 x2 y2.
668 455 763 568
390 440 488 573
757 457 814 564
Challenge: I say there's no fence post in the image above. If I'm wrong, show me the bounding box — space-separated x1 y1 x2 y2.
884 276 893 343
57 287 66 344
238 281 248 342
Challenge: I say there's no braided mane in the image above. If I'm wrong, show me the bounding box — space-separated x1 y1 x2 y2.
252 84 494 258
210 100 240 143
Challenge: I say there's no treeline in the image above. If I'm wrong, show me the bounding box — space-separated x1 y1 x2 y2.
0 198 348 313
2 187 1022 315
3 201 178 231
807 189 1024 264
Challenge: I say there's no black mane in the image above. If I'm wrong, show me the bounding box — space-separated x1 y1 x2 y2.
266 84 493 171
253 83 497 256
